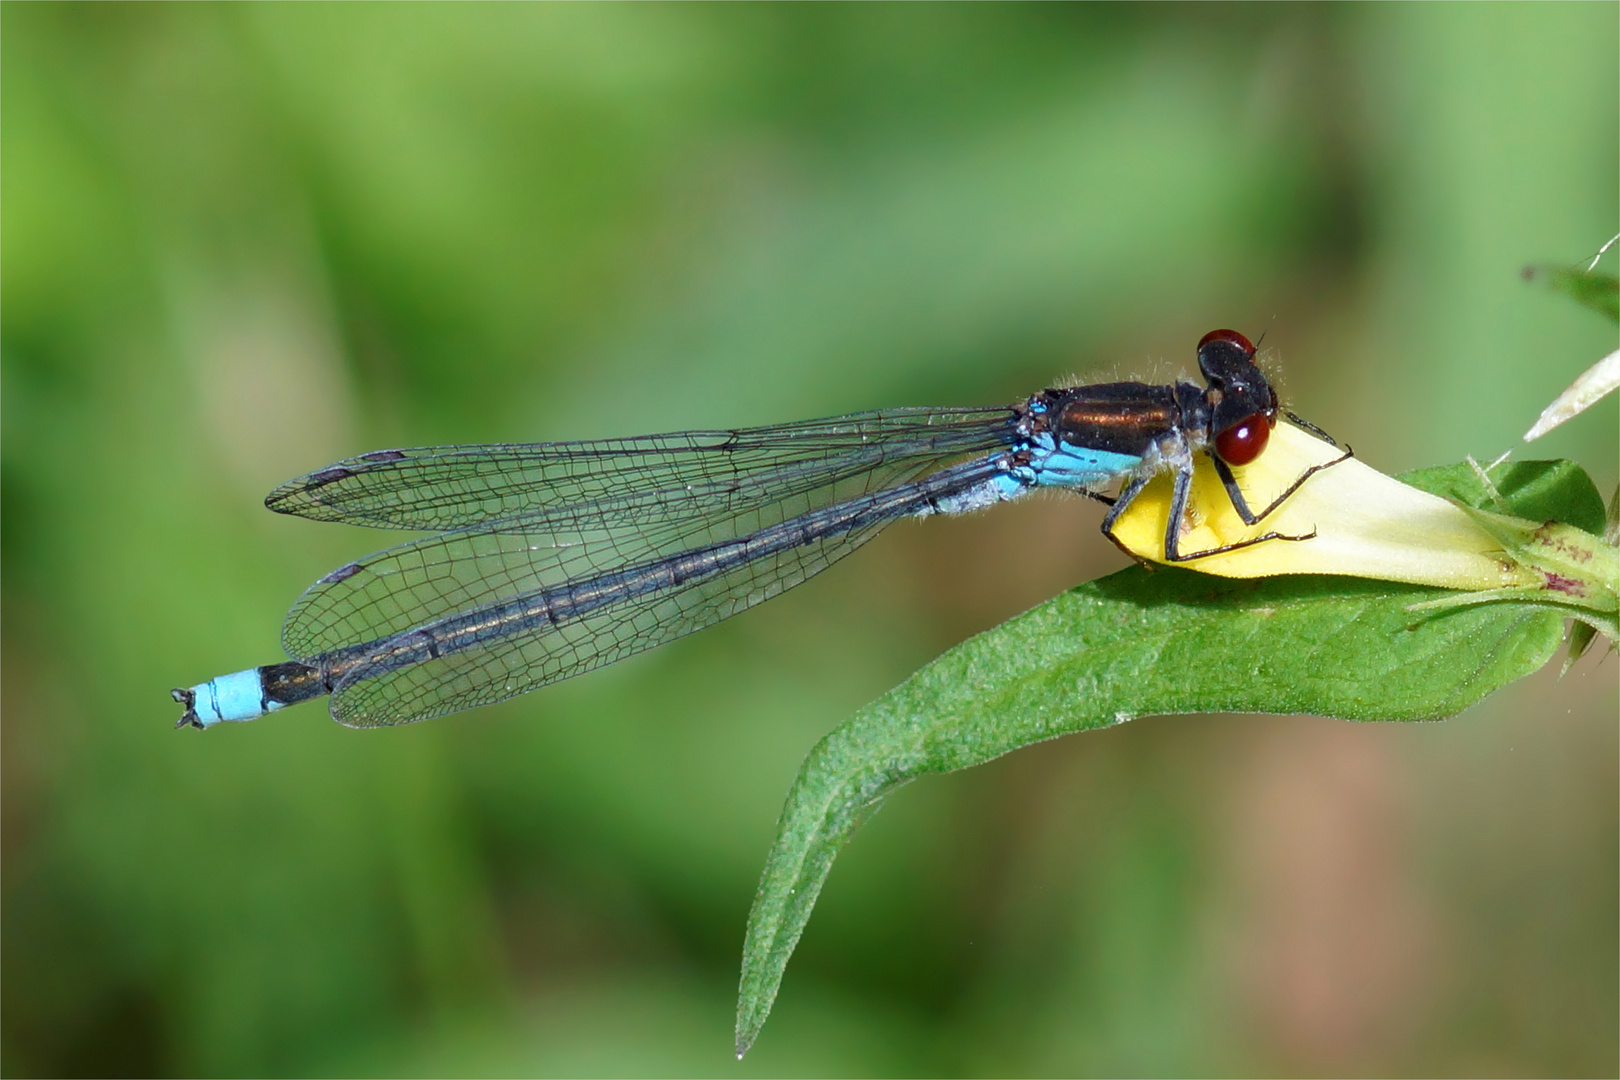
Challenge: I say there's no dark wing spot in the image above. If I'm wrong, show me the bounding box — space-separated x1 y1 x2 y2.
360 449 407 463
305 466 355 489
320 562 365 585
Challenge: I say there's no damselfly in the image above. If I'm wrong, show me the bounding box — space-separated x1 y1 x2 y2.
173 329 1348 730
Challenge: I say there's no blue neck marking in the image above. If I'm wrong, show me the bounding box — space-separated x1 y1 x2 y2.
1016 432 1141 491
931 431 1143 513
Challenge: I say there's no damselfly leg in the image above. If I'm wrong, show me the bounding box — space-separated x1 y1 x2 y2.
1101 431 1353 564
1209 444 1356 527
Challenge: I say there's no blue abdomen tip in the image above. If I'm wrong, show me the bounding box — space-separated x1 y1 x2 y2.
191 668 282 726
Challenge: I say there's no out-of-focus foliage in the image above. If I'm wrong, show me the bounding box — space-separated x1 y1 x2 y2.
1550 268 1619 324
1528 260 1620 325
3 4 1616 1077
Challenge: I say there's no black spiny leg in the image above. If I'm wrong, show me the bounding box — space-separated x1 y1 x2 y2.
1098 467 1278 564
1210 446 1355 527
1100 454 1344 564
1162 461 1196 560
1099 476 1152 565
1165 450 1315 561
1284 411 1339 446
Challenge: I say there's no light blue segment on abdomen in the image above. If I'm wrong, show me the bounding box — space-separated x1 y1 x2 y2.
933 469 1032 515
188 668 283 727
1030 440 1141 489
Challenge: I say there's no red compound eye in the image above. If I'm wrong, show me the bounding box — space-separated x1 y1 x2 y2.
1214 411 1271 465
1198 328 1256 360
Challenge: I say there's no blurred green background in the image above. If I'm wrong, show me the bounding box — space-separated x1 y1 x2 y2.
4 4 1617 1076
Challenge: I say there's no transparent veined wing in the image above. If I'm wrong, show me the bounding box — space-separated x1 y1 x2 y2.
308 456 1005 727
323 504 883 727
280 418 1009 659
265 407 1014 531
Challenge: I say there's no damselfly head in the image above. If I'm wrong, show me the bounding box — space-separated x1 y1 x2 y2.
1196 327 1257 367
1197 329 1278 463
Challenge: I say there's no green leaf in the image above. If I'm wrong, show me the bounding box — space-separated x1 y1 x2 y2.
1399 459 1607 534
1529 264 1620 324
1563 621 1598 673
734 459 1603 1056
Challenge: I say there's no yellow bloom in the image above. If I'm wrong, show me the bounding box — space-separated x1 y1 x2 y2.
1107 422 1538 590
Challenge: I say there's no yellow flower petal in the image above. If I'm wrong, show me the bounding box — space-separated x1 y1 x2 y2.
1108 422 1536 590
